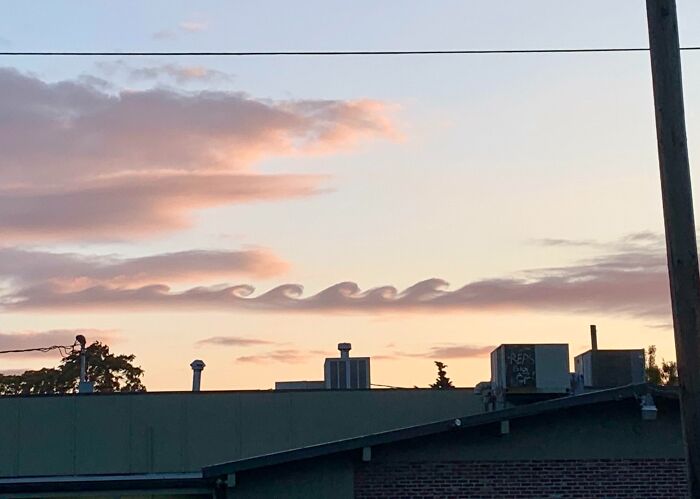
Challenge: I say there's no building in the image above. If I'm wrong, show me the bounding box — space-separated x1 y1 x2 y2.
0 388 481 497
0 335 687 498
0 385 685 498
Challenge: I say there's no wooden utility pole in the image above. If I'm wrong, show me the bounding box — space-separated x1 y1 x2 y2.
646 1 700 496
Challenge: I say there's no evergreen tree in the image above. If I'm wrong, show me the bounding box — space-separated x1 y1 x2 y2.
430 361 455 389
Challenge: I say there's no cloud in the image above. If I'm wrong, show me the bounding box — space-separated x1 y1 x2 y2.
96 61 234 84
0 173 322 240
179 21 207 32
0 329 117 358
0 68 392 240
532 232 665 252
0 247 287 291
0 234 672 319
130 65 233 84
376 344 494 361
407 345 494 359
151 20 207 40
152 29 176 40
237 348 326 364
197 336 275 347
533 238 599 248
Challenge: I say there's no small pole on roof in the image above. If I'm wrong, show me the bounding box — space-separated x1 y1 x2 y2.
646 1 700 495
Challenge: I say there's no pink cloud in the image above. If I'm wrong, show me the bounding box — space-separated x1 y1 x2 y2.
0 247 288 291
0 68 393 183
0 239 672 319
0 173 323 240
0 68 393 241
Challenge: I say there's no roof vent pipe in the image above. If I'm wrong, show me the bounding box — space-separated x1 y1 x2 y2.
338 343 352 359
590 324 598 351
190 359 205 392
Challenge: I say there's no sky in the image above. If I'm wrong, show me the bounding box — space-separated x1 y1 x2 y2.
1 1 700 390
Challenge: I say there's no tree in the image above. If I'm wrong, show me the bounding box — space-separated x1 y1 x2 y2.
0 341 146 395
645 345 678 386
430 361 455 389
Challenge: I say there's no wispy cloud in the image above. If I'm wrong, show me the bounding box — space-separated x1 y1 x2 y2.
96 60 234 84
197 336 275 347
377 344 494 360
152 20 207 40
411 345 494 359
0 68 393 241
237 348 327 364
152 29 176 40
179 21 207 32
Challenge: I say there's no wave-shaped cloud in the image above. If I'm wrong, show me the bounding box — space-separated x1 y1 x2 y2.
0 240 671 318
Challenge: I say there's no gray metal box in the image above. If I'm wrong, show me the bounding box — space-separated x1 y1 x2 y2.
491 344 570 394
574 349 645 388
324 357 370 389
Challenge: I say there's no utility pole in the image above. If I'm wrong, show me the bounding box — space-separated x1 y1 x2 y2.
646 1 700 496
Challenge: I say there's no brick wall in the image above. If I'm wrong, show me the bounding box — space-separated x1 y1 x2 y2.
354 459 687 498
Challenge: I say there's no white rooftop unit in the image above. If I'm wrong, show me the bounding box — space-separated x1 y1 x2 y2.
491 344 570 394
324 343 370 389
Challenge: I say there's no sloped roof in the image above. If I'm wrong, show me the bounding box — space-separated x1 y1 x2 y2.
203 383 672 478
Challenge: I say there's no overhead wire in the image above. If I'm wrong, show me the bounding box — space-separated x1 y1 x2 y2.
0 47 699 57
0 340 79 357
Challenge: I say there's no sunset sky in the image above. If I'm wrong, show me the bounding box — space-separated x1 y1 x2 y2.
1 1 700 390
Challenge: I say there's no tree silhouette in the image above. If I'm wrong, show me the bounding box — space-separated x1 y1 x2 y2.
430 361 455 389
0 341 146 395
645 345 678 386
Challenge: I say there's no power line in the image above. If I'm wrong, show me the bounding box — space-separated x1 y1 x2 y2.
0 341 78 357
1 47 699 57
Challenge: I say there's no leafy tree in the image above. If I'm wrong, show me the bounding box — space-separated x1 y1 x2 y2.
0 341 146 395
430 361 455 389
645 345 678 386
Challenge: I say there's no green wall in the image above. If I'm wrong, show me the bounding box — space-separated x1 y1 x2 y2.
0 388 480 477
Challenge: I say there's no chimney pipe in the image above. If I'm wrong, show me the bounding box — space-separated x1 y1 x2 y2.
590 324 598 351
190 359 205 392
338 343 352 359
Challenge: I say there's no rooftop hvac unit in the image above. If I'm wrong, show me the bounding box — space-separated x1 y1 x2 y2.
574 349 645 388
491 344 570 394
324 343 370 389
